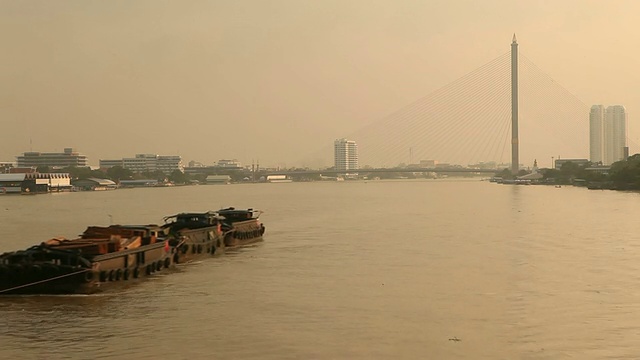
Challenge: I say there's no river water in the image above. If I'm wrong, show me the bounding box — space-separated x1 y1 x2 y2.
1 180 640 359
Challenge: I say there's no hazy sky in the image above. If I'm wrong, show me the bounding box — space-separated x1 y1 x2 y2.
2 1 639 168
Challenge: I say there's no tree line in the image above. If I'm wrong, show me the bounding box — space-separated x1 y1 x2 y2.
37 165 196 184
495 154 640 189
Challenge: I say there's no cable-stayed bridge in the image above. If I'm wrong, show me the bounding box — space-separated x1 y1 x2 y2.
302 36 610 172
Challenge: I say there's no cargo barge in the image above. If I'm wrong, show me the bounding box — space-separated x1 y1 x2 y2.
218 208 266 247
162 211 225 264
0 208 265 295
0 225 174 295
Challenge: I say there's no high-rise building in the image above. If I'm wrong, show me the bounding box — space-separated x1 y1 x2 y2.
16 148 88 168
334 138 358 173
589 105 627 165
589 105 605 164
604 105 627 165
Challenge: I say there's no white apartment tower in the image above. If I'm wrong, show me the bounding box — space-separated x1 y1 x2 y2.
589 105 627 165
589 105 604 164
334 138 358 173
604 105 627 165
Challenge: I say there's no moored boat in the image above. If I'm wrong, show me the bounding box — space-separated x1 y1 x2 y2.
217 207 266 247
0 224 174 295
162 211 225 264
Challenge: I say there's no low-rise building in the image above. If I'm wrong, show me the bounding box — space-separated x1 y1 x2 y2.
100 154 184 175
0 173 71 194
419 160 438 168
184 159 245 175
205 175 231 184
216 159 243 169
266 175 292 183
72 178 118 191
119 179 159 188
0 162 15 173
16 148 88 168
99 159 123 168
554 158 589 169
0 174 27 194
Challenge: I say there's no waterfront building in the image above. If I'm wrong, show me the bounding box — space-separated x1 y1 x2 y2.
216 159 243 169
266 175 292 183
554 158 589 170
16 148 88 168
205 175 231 184
0 162 14 173
72 178 117 191
183 159 244 176
156 156 183 174
99 159 124 168
334 138 358 174
118 179 159 187
100 154 184 175
517 160 543 181
590 105 627 165
589 105 605 164
0 172 71 194
604 105 627 165
0 174 28 193
419 160 438 168
123 154 161 173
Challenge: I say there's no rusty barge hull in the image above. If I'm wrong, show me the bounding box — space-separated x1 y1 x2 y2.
162 211 227 264
223 219 266 247
0 207 266 295
0 226 175 295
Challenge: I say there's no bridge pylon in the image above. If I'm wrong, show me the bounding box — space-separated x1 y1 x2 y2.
511 34 519 175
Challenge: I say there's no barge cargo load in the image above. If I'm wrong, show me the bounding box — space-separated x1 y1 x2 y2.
0 225 174 295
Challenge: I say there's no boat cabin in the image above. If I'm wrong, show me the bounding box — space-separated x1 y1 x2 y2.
217 207 260 222
163 212 221 230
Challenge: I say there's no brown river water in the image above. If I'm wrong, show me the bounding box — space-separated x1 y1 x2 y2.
1 180 640 359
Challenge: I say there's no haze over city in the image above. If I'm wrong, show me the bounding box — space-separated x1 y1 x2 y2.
2 1 639 169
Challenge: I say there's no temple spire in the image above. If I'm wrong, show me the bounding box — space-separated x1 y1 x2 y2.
512 33 517 43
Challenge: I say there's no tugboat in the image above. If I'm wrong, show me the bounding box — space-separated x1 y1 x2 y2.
217 207 266 247
0 225 174 295
162 211 225 264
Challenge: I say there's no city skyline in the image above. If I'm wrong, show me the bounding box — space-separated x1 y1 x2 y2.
2 2 640 169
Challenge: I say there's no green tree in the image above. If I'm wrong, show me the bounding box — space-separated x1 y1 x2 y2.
168 170 190 184
58 166 101 180
542 161 594 184
609 154 640 187
106 166 133 182
140 170 167 182
495 168 513 180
